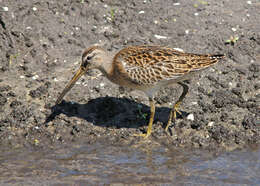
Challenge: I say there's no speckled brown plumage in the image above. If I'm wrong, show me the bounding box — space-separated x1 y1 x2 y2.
56 45 225 138
112 46 224 86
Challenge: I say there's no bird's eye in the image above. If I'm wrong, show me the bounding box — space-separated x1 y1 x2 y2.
87 56 92 60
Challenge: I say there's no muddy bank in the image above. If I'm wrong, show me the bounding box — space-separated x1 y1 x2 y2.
0 0 259 150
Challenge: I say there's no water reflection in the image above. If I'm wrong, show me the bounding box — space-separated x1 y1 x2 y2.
0 143 259 185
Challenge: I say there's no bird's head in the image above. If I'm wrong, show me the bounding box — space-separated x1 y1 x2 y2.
55 46 106 104
81 46 106 71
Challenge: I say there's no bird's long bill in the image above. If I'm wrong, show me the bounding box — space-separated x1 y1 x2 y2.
56 68 85 104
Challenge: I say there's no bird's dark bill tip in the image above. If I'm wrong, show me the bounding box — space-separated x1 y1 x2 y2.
55 95 65 105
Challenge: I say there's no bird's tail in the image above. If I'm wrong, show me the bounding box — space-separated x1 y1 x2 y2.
191 54 225 71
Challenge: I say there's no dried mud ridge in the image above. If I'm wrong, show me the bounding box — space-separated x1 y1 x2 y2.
0 0 259 150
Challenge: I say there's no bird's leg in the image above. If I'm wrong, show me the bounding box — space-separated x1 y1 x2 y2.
134 97 155 138
165 82 189 132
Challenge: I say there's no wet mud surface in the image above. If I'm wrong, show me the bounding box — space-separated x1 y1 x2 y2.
0 0 259 151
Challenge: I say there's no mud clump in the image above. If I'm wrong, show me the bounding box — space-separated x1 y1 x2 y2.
0 93 7 106
242 115 258 130
0 85 11 92
29 82 50 98
29 85 48 98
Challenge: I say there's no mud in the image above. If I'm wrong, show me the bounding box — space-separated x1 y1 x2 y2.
0 0 259 151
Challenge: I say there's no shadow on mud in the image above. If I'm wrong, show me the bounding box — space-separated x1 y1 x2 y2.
45 96 188 129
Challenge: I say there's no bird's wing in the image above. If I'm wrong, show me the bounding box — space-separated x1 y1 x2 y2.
113 46 224 85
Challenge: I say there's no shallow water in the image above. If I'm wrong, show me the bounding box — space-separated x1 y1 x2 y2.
0 143 259 185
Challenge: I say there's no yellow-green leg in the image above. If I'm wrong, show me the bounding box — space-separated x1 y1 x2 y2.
165 82 189 132
134 97 155 138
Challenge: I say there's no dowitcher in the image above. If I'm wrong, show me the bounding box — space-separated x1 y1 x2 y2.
56 46 224 138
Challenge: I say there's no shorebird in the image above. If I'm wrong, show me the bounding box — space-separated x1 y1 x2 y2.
56 45 224 138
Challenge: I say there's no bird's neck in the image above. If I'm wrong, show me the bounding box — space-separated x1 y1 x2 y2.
97 53 114 78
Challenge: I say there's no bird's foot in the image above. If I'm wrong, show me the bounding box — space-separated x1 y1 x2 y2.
175 108 182 117
165 122 172 133
133 131 151 139
173 102 182 117
165 104 182 132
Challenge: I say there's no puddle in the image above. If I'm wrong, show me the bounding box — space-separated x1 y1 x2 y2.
0 143 259 185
